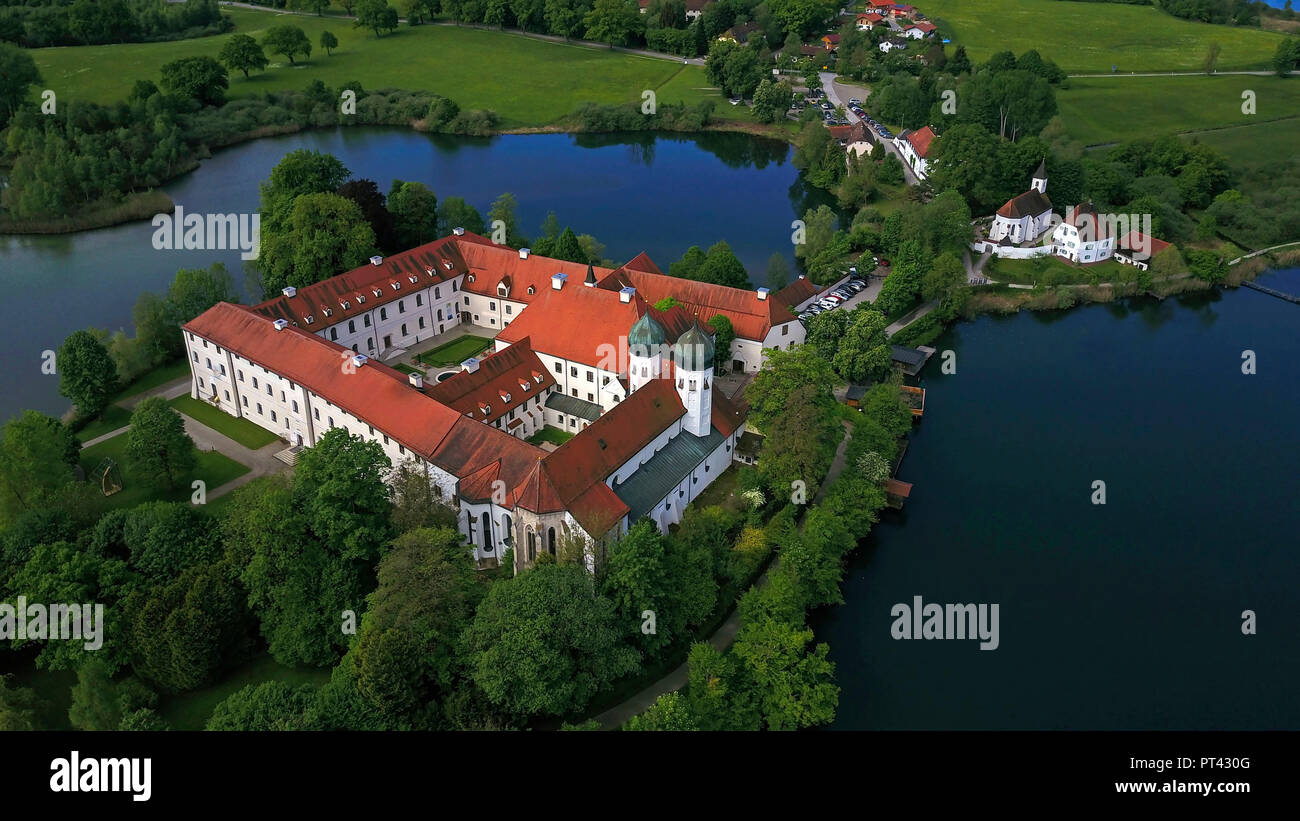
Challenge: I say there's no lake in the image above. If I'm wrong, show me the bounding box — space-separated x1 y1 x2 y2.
814 267 1300 730
0 128 825 421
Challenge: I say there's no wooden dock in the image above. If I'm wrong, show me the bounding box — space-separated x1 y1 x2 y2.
1241 281 1300 304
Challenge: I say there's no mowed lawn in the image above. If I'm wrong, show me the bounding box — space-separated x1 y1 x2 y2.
920 0 1286 72
1059 75 1300 145
415 333 493 367
80 430 249 510
31 10 732 127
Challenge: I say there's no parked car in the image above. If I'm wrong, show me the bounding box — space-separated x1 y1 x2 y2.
729 97 742 106
848 97 862 106
820 102 832 110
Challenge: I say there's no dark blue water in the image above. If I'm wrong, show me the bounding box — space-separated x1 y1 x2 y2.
815 267 1300 729
0 128 825 421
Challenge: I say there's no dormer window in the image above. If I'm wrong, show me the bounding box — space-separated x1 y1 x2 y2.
357 295 366 304
497 286 507 296
527 285 536 294
468 274 476 283
372 288 382 297
341 300 350 310
304 315 315 324
500 392 511 403
323 307 332 317
408 275 418 284
391 282 400 291
443 261 454 270
533 373 542 384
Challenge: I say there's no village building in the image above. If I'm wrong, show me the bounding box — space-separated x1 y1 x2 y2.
181 233 797 573
894 125 936 180
1114 230 1171 271
857 11 885 30
989 159 1054 244
717 22 763 44
904 21 936 38
879 36 908 53
1052 202 1116 265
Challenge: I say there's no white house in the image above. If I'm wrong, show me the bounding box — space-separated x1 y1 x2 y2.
879 37 908 53
904 21 936 39
894 125 936 180
1052 202 1116 264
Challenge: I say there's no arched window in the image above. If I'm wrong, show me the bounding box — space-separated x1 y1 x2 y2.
480 512 493 553
547 527 556 556
527 528 536 562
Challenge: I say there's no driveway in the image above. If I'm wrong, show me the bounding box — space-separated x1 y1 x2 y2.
819 71 919 186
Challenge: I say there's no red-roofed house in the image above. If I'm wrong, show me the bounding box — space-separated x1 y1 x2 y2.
894 125 937 180
1114 229 1171 270
857 12 885 29
904 21 937 38
1052 202 1117 264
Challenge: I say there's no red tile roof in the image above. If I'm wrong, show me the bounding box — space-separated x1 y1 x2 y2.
252 233 472 326
711 387 747 437
494 283 706 370
1063 203 1113 241
906 125 937 159
828 125 852 141
425 337 555 426
773 276 821 308
858 12 885 22
458 239 616 304
1117 230 1171 259
596 268 795 342
184 303 463 458
430 415 545 503
540 379 686 536
909 21 936 32
996 188 1053 220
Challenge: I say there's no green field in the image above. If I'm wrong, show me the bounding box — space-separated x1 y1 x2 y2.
920 0 1286 72
1189 115 1300 171
415 333 493 367
31 10 740 127
1059 75 1300 145
170 394 281 449
80 431 249 510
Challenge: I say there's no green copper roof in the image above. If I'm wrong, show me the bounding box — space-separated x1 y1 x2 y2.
674 324 714 371
613 426 725 524
629 313 668 349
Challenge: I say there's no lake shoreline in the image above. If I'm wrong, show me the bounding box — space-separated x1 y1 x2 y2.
0 118 792 237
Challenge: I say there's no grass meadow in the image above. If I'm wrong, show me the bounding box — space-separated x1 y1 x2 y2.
31 10 743 127
919 0 1286 72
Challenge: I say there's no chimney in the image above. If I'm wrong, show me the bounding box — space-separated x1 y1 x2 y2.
551 272 567 290
282 286 297 298
369 255 383 266
619 286 636 303
519 248 530 259
351 354 368 368
461 357 480 374
273 319 288 331
408 371 423 389
757 287 770 301
453 226 465 236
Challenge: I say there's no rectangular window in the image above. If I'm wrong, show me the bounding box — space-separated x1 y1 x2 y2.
314 408 320 420
257 403 263 414
489 301 496 311
398 300 406 314
270 410 277 422
364 315 371 328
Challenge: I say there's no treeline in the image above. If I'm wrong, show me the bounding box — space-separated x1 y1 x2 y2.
0 51 499 223
1061 0 1268 26
0 0 230 48
623 347 910 730
250 147 615 296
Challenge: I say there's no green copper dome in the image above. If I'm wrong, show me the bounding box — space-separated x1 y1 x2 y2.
629 313 668 352
674 325 714 372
